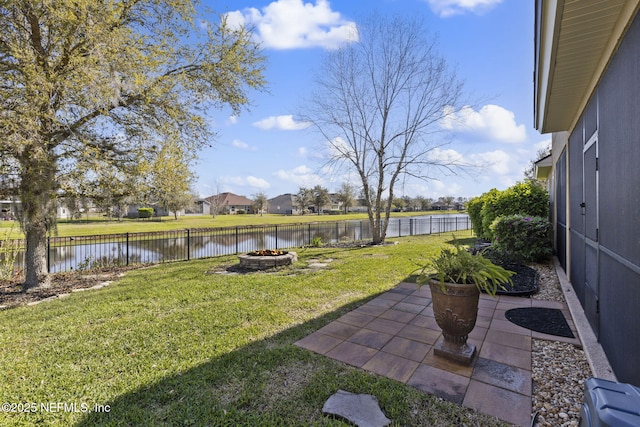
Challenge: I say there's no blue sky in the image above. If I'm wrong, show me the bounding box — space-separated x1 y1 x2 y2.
194 0 550 200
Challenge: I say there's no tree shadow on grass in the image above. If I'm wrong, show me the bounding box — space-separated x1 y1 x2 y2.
73 289 507 427
74 298 376 426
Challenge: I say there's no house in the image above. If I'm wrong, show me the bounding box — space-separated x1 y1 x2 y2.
0 200 19 220
1 199 76 220
206 192 255 215
185 199 211 215
267 193 301 215
534 0 640 385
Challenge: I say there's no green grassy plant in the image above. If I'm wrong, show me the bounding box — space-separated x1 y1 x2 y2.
0 223 19 279
0 231 507 426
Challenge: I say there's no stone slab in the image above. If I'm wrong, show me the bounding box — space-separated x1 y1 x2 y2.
323 390 391 427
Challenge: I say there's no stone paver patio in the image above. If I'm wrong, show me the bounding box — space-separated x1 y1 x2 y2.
295 282 580 426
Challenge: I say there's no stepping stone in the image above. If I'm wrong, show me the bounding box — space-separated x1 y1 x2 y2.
322 390 391 427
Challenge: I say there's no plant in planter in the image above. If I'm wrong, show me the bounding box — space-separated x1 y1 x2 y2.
418 242 514 364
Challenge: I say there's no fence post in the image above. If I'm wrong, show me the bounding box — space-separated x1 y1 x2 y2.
336 222 339 242
187 229 190 261
430 216 433 234
47 236 50 273
308 223 311 245
275 225 278 249
126 233 129 266
235 227 239 254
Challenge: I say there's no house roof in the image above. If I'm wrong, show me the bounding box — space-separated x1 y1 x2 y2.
534 153 553 180
206 192 253 206
534 0 640 133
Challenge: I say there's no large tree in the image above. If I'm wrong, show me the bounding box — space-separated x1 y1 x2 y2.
0 1 266 289
305 13 467 244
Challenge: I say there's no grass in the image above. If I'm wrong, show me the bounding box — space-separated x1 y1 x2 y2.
0 210 462 239
0 230 508 426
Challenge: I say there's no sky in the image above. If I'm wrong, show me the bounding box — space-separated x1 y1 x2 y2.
193 0 550 200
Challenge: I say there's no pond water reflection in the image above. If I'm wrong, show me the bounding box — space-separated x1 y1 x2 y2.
13 214 470 273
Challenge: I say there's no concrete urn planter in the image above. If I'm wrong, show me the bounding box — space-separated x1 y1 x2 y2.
429 279 480 365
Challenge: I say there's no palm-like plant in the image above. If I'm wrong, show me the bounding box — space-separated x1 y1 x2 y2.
419 241 515 296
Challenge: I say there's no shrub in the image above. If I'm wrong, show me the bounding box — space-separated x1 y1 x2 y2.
237 209 246 215
490 215 552 262
138 207 154 219
467 190 498 239
479 182 549 240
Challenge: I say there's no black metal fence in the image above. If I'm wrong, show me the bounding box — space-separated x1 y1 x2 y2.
7 215 470 273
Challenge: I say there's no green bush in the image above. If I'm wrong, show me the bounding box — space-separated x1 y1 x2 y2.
490 215 552 262
467 190 499 239
237 209 246 215
138 207 154 219
480 182 549 240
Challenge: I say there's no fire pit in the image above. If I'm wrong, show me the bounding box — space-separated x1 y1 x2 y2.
238 250 297 270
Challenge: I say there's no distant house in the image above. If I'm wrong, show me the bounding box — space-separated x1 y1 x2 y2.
1 199 75 220
0 200 19 220
186 199 211 215
534 0 640 385
206 192 255 215
267 193 301 215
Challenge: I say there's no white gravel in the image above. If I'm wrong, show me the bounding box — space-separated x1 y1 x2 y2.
529 261 592 427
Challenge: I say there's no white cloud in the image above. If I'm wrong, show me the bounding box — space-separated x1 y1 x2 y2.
252 115 312 130
441 104 526 143
223 175 271 190
274 165 324 187
227 115 238 125
298 146 324 159
225 0 358 50
534 138 552 152
427 147 466 165
426 0 503 18
470 149 512 175
231 139 256 151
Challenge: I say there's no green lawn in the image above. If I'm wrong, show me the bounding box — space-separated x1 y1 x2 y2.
0 231 507 426
0 211 462 239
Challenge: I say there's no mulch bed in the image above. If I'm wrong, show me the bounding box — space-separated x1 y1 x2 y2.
495 263 539 296
0 266 144 309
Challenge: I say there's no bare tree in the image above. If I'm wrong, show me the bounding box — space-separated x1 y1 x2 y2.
304 13 467 243
210 182 223 218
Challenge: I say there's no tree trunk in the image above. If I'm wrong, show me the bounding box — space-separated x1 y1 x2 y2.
20 149 56 291
23 220 50 289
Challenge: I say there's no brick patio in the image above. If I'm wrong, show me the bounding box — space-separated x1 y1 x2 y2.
295 282 580 426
